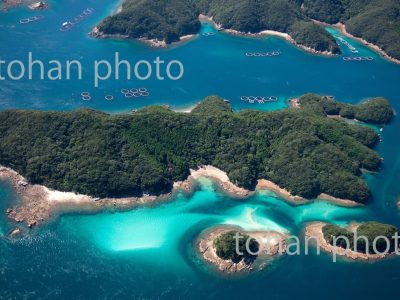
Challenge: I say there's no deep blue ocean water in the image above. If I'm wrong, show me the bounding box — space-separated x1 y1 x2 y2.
1 0 400 299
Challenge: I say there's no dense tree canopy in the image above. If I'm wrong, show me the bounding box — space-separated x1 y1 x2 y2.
323 222 399 254
98 0 339 52
299 94 394 124
0 95 393 202
301 0 400 59
289 21 341 54
213 231 259 263
98 0 400 58
98 0 201 43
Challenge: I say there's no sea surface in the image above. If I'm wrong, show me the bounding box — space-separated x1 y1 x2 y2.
1 0 400 299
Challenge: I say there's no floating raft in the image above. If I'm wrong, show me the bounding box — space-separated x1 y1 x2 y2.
81 92 91 101
338 37 358 53
240 96 278 104
19 15 44 24
79 88 150 102
343 56 373 61
245 51 281 57
121 88 150 98
202 32 216 37
60 8 95 32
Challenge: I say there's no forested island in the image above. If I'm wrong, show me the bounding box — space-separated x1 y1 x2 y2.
0 94 393 203
197 227 287 273
306 221 400 260
97 0 340 53
97 0 400 58
322 222 399 254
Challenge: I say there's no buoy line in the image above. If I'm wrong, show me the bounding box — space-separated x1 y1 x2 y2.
202 32 216 37
342 56 373 61
60 8 95 32
338 37 358 53
245 51 281 57
240 96 278 103
19 15 44 25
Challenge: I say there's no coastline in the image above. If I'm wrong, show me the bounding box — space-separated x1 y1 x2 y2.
336 23 400 64
256 179 360 207
305 222 389 260
197 226 287 274
256 179 306 203
313 20 400 65
1 165 363 231
199 15 336 57
317 193 362 208
0 166 172 230
89 26 197 48
92 13 335 56
1 164 251 230
189 166 251 198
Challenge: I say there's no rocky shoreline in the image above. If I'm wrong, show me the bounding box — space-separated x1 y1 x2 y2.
199 15 337 57
91 13 335 56
305 222 392 261
1 164 365 234
313 20 400 65
89 26 196 48
256 179 360 207
197 226 287 274
0 166 173 232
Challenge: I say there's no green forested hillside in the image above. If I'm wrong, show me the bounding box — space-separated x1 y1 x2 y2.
98 0 201 43
301 0 400 59
98 0 400 58
0 95 393 202
196 0 305 33
323 222 399 253
299 94 394 124
289 21 340 53
98 0 339 53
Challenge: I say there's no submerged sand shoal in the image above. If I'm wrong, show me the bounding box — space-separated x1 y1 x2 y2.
1 164 362 232
0 166 169 229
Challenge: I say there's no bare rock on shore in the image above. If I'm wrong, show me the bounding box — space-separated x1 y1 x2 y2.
305 222 389 261
190 166 252 198
197 226 287 274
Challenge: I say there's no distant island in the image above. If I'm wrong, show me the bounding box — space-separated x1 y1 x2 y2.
0 94 393 205
95 0 340 54
197 226 287 273
95 0 400 59
306 221 400 260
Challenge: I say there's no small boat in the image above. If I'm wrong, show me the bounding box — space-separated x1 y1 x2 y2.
62 21 69 27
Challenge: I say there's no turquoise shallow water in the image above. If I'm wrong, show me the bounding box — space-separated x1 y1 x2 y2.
1 0 400 299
